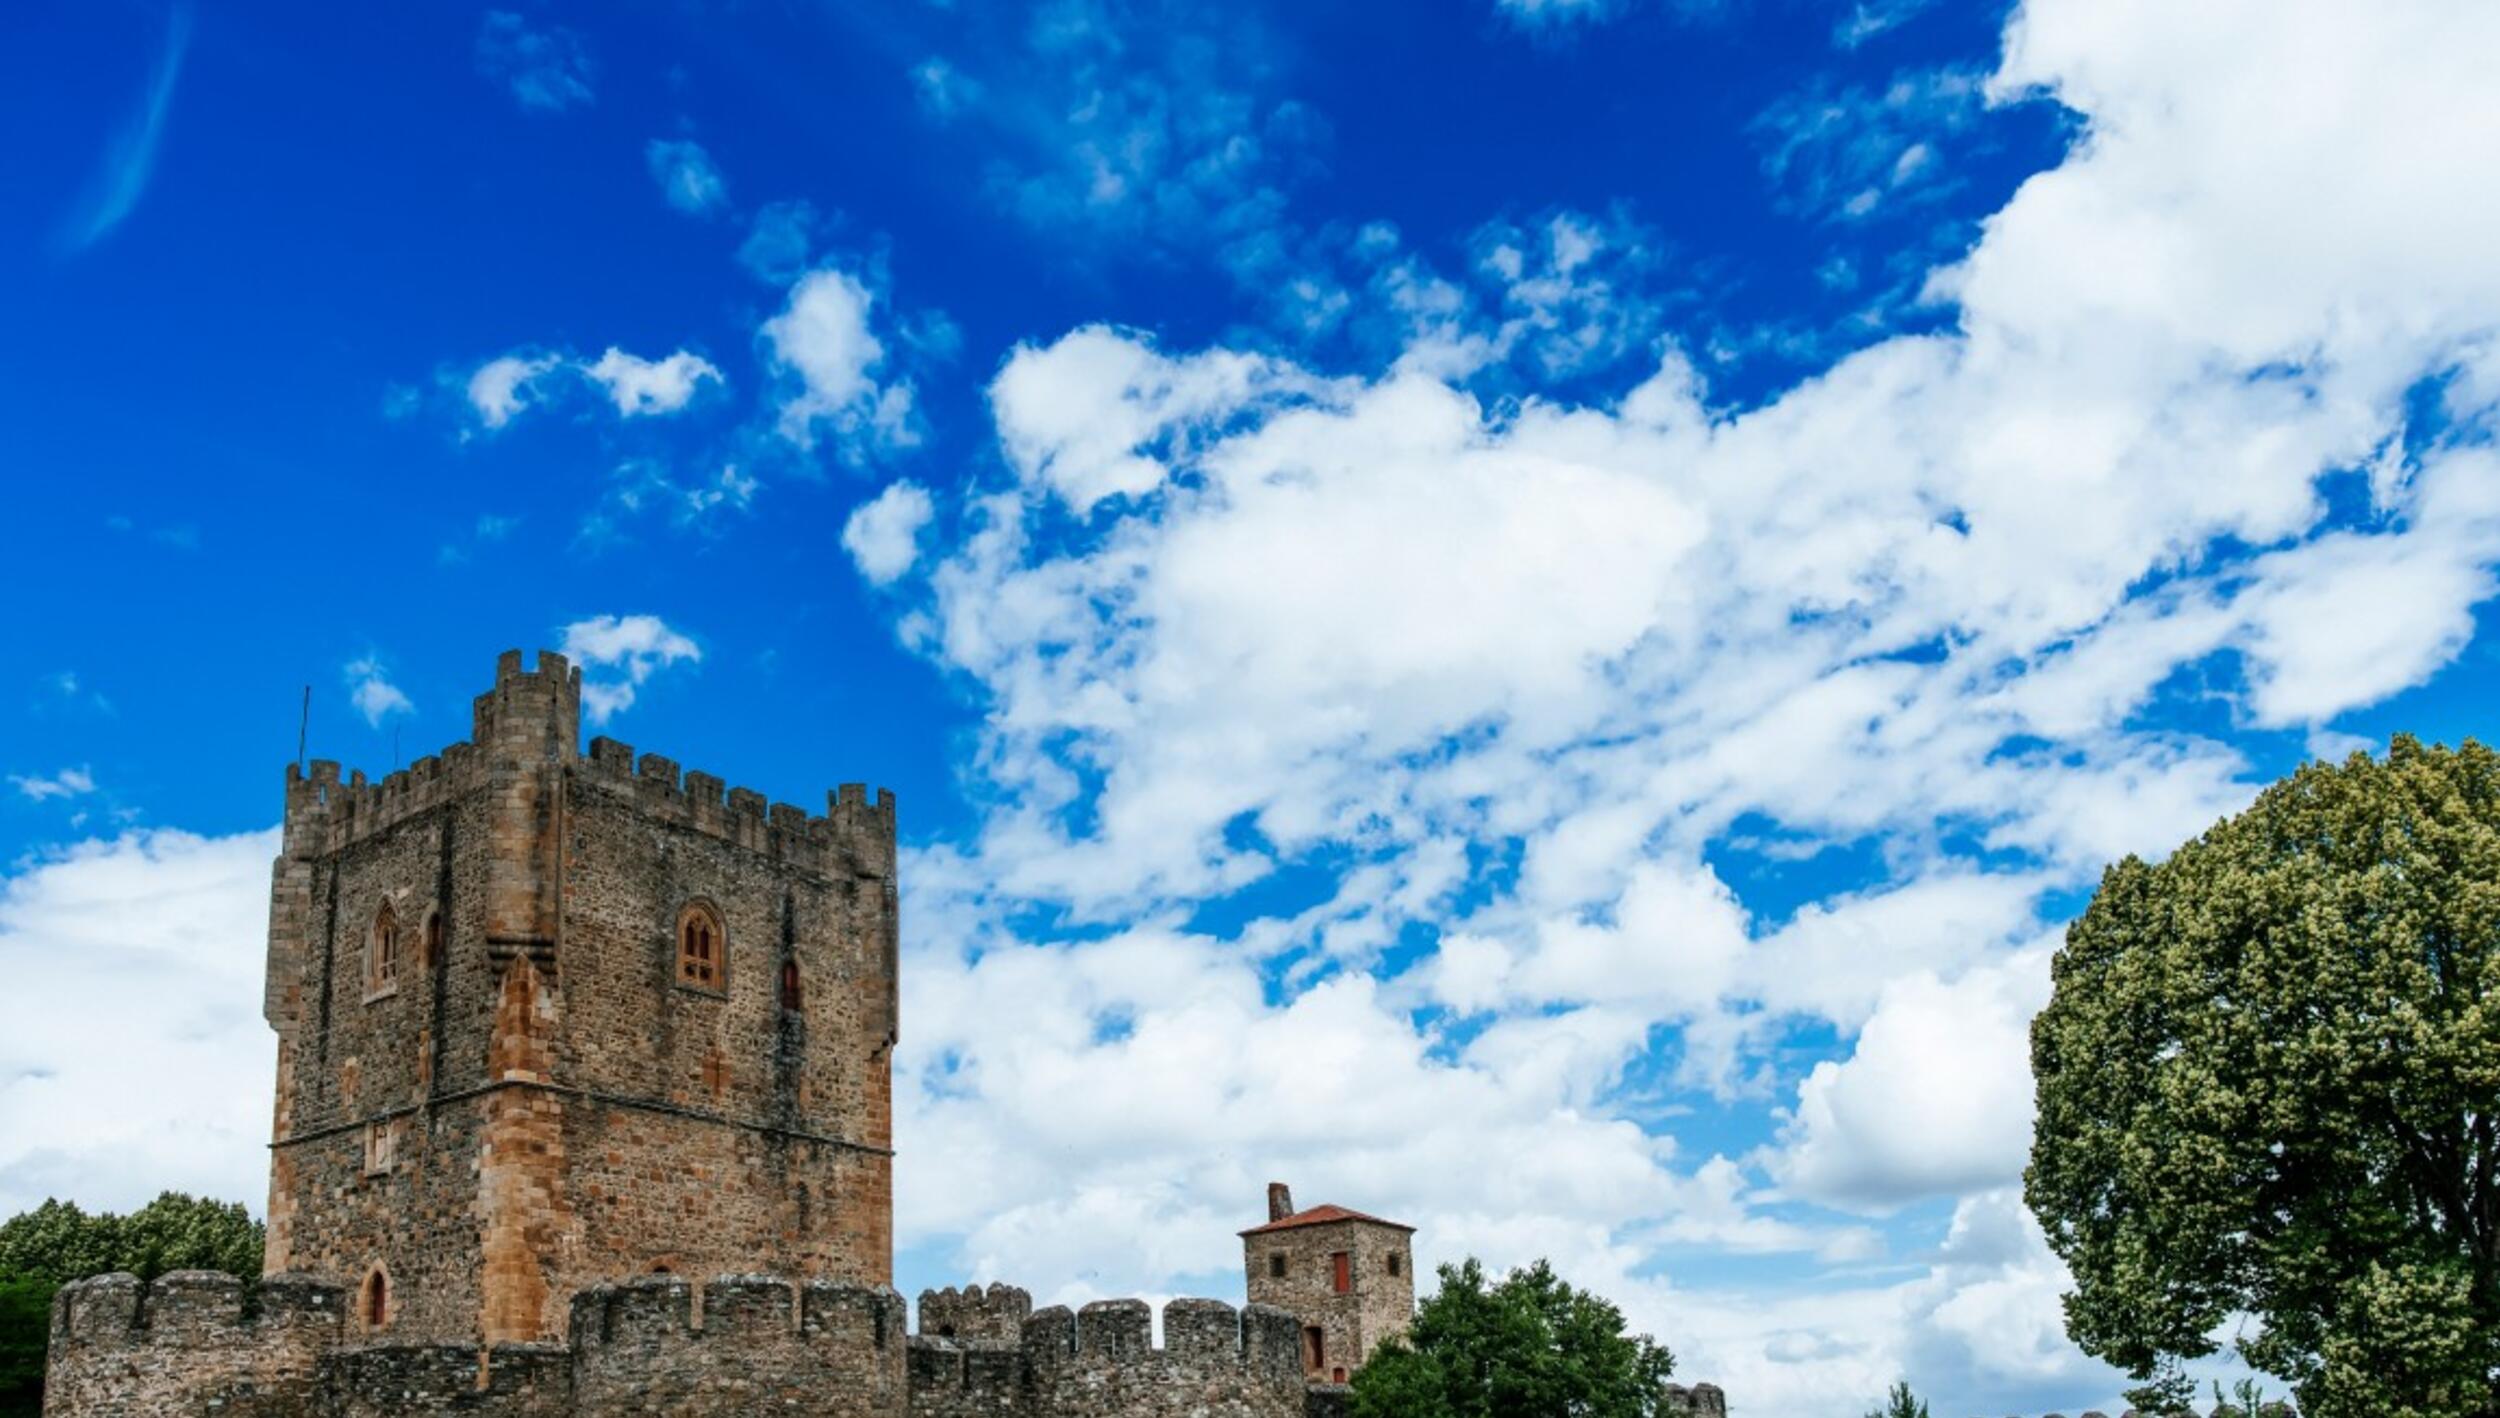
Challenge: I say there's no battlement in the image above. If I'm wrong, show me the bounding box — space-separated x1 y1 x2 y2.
51 1270 344 1348
579 735 897 879
1015 1300 1300 1400
567 1273 905 1350
274 650 897 874
917 1282 1033 1341
46 1271 344 1415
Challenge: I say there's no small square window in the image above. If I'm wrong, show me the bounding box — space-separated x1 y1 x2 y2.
1269 1253 1286 1278
1387 1251 1402 1277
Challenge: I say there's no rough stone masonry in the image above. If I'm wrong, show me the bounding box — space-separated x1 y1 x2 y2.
43 649 1726 1417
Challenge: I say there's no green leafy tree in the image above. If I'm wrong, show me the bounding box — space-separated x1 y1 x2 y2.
0 1277 51 1415
2028 737 2500 1418
1349 1257 1676 1418
1864 1380 1930 1418
0 1193 264 1415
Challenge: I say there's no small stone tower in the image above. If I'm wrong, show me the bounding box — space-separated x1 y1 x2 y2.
1240 1182 1415 1383
260 649 899 1346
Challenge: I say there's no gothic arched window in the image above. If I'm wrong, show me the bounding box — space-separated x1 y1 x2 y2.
359 1266 390 1330
368 902 400 994
677 902 725 991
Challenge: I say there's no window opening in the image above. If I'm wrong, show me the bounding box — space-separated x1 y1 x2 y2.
1268 1253 1286 1279
1303 1325 1325 1372
1331 1250 1351 1294
677 904 724 989
369 902 400 993
781 959 803 1011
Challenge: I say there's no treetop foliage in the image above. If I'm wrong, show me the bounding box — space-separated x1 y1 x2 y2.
2027 736 2500 1417
1349 1257 1676 1418
0 1192 264 1409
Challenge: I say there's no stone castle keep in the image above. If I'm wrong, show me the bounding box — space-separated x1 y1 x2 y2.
43 650 1726 1417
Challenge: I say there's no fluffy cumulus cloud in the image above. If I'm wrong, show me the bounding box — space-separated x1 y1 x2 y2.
861 1 2500 1410
583 347 724 417
843 480 937 585
465 352 560 428
558 614 701 723
762 266 919 460
0 830 279 1219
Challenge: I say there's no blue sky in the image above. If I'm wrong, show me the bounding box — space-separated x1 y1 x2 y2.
9 1 2500 1412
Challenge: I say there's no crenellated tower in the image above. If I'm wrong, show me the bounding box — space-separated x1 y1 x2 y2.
260 648 899 1346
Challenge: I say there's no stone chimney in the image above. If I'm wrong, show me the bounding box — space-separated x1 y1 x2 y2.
1267 1182 1295 1223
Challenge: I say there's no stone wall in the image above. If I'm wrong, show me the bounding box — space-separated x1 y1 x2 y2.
918 1283 1033 1342
567 1274 906 1416
45 1273 1315 1418
44 1271 342 1418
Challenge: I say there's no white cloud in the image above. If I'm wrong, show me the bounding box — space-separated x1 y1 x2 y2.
342 657 414 728
466 352 560 429
558 614 701 724
10 767 97 803
645 138 728 215
0 829 280 1218
866 3 2500 1411
475 12 594 113
844 481 937 585
1769 949 2052 1213
989 327 1314 513
467 347 723 429
762 266 920 459
583 347 725 416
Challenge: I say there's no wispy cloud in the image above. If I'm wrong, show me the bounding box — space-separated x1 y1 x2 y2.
646 139 729 216
342 657 414 728
57 3 192 254
9 768 97 803
475 11 595 113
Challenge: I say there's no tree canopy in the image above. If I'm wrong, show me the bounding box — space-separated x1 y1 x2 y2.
0 1193 263 1412
1864 1380 1930 1418
1348 1257 1676 1418
2027 737 2500 1417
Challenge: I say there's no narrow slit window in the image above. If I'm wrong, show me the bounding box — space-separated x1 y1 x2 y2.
360 1268 389 1329
422 911 444 971
781 959 803 1012
369 902 400 994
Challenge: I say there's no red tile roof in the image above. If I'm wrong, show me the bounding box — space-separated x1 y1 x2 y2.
1239 1203 1416 1237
